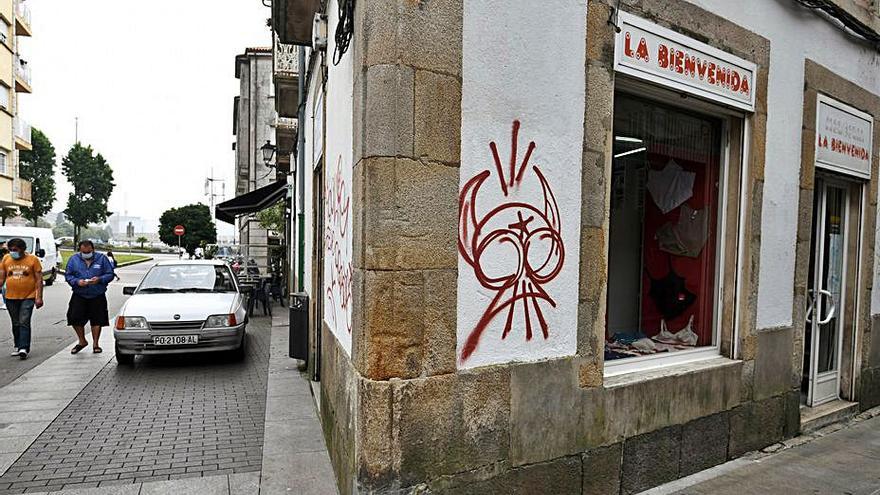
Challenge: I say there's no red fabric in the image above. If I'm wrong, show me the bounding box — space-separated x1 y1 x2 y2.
640 152 718 345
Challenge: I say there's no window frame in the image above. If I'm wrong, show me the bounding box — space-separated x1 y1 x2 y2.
604 77 748 377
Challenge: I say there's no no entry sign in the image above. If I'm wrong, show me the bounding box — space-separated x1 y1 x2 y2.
173 225 185 236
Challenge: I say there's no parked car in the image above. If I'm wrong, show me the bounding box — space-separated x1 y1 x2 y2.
0 226 61 285
113 260 248 365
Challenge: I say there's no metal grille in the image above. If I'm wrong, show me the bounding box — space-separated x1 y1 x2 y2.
149 321 204 331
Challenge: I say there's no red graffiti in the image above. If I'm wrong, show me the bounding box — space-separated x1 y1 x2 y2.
458 121 565 364
325 155 353 334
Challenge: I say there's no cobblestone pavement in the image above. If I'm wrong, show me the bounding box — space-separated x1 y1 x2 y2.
0 317 271 494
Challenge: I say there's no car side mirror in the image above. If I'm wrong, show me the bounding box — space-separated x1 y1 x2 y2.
35 249 45 258
123 286 136 295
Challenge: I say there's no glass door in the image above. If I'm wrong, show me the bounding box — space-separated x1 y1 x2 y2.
803 178 849 407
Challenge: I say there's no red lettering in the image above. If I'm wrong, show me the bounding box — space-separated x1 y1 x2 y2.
715 65 726 88
674 50 684 74
707 62 716 84
658 44 669 68
731 71 741 92
636 37 649 62
697 59 707 80
624 32 634 58
740 76 750 95
684 56 696 77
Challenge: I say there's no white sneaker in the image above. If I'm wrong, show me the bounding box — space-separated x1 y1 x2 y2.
18 349 27 360
10 348 18 356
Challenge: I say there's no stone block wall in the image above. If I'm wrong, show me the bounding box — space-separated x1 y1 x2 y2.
307 0 828 494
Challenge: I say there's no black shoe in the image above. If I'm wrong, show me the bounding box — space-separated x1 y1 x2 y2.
18 349 27 360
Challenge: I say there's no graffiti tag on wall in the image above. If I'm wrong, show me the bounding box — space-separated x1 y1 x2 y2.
458 121 565 364
325 155 353 335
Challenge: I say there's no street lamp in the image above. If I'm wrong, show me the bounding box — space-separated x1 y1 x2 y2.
261 140 277 166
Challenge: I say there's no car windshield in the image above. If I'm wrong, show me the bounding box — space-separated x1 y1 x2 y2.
139 265 237 293
0 236 34 252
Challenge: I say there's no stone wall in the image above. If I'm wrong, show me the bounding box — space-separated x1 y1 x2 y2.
308 0 824 493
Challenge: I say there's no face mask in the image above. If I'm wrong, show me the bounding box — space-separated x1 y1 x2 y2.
81 252 94 260
9 251 21 260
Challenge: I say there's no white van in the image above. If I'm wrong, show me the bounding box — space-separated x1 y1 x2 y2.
0 227 61 285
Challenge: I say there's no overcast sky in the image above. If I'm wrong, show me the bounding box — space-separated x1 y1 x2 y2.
23 1 273 235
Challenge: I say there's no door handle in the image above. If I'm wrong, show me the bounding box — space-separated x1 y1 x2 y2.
818 288 835 325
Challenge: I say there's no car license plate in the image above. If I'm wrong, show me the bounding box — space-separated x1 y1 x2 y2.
152 335 198 346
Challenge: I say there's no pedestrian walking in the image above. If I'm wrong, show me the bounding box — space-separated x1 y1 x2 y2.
0 238 44 359
65 240 115 354
106 250 121 281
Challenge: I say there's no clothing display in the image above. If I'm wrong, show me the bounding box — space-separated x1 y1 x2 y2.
653 315 698 346
646 264 696 320
646 160 696 214
656 205 709 258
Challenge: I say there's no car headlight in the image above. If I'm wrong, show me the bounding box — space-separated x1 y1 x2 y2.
115 316 148 330
205 314 237 328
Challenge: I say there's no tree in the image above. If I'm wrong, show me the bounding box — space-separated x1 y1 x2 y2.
136 236 148 249
52 213 74 238
0 207 16 226
62 143 114 242
256 202 285 234
19 128 57 227
159 204 216 255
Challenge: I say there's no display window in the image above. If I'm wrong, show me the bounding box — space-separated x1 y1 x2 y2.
606 91 725 365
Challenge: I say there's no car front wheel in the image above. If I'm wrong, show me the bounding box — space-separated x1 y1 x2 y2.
115 346 134 365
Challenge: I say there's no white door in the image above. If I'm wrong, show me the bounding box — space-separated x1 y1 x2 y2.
803 178 850 407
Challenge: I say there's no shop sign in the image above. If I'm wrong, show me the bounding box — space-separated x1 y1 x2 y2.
614 11 757 112
815 94 873 180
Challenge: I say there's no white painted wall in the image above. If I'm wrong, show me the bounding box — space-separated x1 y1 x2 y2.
322 0 354 357
683 0 880 325
458 0 586 368
301 58 318 300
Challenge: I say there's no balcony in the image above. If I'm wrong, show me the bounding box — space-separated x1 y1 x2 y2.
14 55 31 93
14 178 31 205
273 117 298 175
274 33 299 119
15 1 31 37
14 116 30 150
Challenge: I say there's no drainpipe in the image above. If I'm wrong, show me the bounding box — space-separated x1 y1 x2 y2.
296 46 306 292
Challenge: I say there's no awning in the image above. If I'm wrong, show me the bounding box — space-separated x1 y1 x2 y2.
215 180 288 225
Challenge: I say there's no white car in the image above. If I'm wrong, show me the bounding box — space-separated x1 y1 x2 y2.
113 260 248 365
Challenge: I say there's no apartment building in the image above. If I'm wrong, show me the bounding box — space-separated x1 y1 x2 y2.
0 0 31 210
231 47 274 273
274 0 880 493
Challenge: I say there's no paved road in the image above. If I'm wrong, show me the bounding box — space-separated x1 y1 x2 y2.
0 254 179 389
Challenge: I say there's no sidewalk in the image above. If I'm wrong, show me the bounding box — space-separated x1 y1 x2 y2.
0 313 337 494
645 407 880 494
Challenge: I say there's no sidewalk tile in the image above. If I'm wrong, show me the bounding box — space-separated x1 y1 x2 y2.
0 436 34 454
228 472 259 494
139 473 230 495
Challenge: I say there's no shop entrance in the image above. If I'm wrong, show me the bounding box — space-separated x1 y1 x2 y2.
802 174 863 407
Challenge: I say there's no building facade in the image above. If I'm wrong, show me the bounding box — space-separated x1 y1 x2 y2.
0 0 32 211
274 0 880 493
233 47 275 272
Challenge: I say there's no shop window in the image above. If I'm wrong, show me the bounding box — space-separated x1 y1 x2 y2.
605 93 723 364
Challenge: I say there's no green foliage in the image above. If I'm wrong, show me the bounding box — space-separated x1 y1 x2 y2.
0 207 16 226
62 143 115 242
159 204 217 255
19 128 57 226
136 236 148 249
52 214 74 238
256 202 285 234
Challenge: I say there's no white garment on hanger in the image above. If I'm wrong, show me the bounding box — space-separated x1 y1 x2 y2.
646 160 695 214
656 204 710 258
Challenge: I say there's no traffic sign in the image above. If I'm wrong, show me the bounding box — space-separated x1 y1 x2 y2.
173 225 185 236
